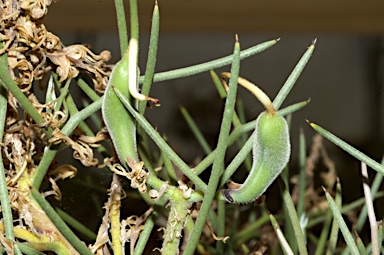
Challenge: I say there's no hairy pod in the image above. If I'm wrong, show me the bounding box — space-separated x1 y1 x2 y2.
220 73 290 204
223 111 290 203
102 38 159 168
102 51 137 166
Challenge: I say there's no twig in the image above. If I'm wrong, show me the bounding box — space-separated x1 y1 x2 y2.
361 162 379 255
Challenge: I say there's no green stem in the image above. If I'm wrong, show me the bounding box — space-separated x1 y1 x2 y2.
180 106 212 155
216 200 226 253
210 70 227 99
16 244 46 255
134 210 158 255
269 213 294 255
52 76 71 113
323 187 360 255
162 192 190 255
76 78 101 102
55 208 97 241
66 95 94 137
307 191 384 229
0 82 14 241
279 177 308 255
273 40 316 110
212 70 251 169
309 122 384 176
139 1 159 115
65 94 108 156
326 179 342 255
234 212 270 243
314 207 333 255
139 39 278 83
161 146 178 182
113 87 208 192
17 242 70 255
129 0 139 41
114 0 129 55
32 146 58 189
32 99 102 189
356 234 367 255
219 132 254 188
234 99 252 170
0 43 49 133
31 189 93 255
183 37 241 255
297 129 307 218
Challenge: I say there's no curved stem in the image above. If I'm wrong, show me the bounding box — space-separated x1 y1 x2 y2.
221 72 276 115
128 39 159 104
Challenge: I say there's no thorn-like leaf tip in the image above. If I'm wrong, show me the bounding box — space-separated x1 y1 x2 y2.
235 34 239 43
306 98 311 103
312 38 317 46
275 38 281 42
321 186 327 193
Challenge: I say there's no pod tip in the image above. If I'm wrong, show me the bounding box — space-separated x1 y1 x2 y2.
222 189 234 203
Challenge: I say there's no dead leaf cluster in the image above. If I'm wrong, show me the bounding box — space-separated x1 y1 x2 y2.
290 134 338 213
1 0 112 93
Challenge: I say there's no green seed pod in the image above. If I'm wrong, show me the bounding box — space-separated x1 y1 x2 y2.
223 111 290 203
221 72 290 204
102 39 159 167
102 50 138 166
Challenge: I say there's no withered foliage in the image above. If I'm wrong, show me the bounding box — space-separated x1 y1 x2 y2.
1 0 112 93
290 134 338 213
0 1 118 252
0 0 114 182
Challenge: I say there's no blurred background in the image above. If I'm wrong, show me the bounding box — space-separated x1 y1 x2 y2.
42 0 384 225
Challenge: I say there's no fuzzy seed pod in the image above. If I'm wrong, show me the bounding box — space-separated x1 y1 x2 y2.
102 51 137 167
223 111 290 203
220 72 290 204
